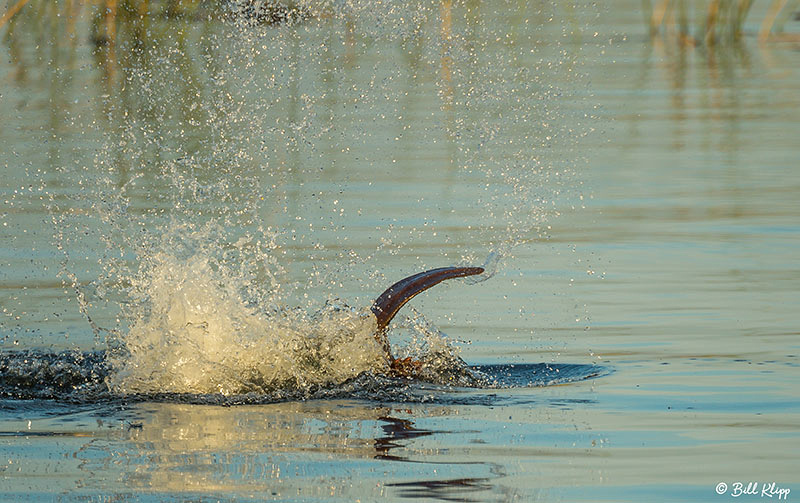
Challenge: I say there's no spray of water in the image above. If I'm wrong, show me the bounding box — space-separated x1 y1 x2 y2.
2 0 592 396
106 226 391 395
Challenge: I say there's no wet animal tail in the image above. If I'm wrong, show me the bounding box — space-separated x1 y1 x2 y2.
371 266 484 334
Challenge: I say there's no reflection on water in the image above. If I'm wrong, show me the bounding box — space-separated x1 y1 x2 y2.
0 400 517 500
120 402 407 494
642 0 800 46
387 477 495 502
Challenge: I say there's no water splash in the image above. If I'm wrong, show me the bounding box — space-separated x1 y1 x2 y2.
104 222 392 396
3 0 594 395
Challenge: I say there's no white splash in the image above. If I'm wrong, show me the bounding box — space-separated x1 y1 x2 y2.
108 251 389 396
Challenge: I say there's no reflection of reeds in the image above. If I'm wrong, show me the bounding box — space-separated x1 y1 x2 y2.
1 0 310 91
0 0 32 29
644 0 799 46
2 0 308 39
758 0 800 42
91 0 208 46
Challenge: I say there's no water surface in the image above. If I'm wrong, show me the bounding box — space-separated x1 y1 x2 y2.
2 0 799 501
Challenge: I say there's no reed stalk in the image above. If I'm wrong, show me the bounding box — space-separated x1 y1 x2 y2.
0 0 32 29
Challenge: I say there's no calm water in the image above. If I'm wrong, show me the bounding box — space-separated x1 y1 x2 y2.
2 1 799 501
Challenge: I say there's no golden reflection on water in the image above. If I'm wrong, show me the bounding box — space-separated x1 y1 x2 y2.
114 401 474 497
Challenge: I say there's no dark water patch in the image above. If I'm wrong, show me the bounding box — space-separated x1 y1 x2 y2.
474 363 611 388
0 350 607 405
386 477 494 502
0 350 111 402
0 430 98 438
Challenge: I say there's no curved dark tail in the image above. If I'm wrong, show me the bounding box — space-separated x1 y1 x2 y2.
371 266 484 334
